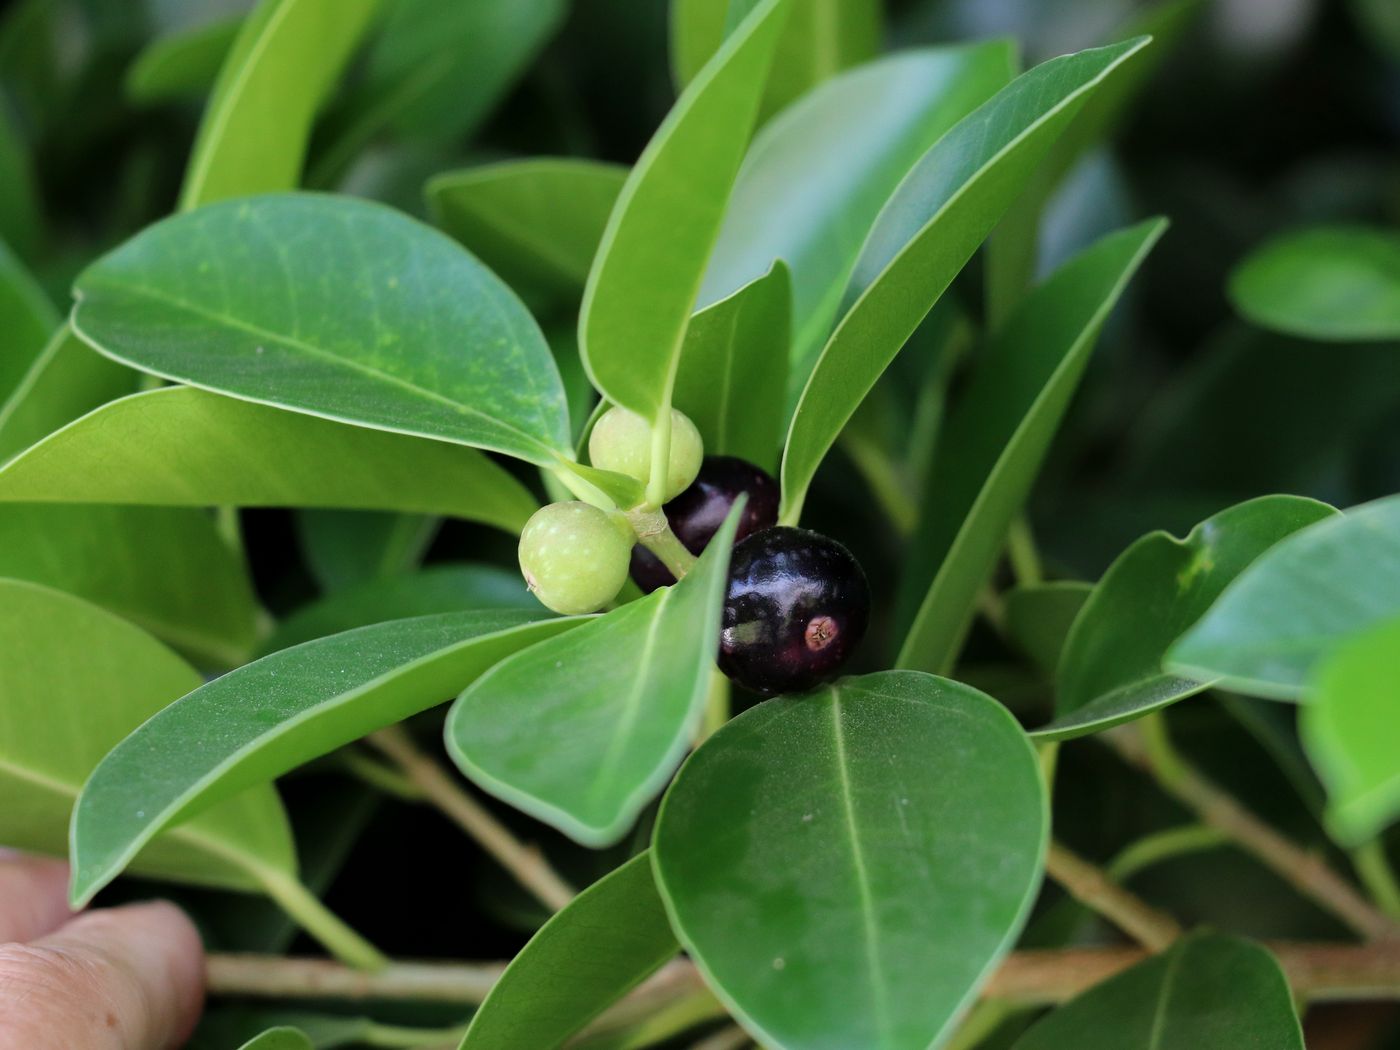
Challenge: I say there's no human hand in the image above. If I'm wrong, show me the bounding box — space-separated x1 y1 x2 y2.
0 852 205 1049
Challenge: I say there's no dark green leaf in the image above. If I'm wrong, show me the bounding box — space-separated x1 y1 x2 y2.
125 16 241 105
1002 581 1092 678
0 238 56 402
236 1029 314 1050
296 509 438 593
0 97 41 259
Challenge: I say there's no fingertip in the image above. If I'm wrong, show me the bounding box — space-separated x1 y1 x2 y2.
0 854 73 943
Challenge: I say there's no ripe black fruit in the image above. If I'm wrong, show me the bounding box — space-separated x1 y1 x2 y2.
718 526 870 695
630 456 780 592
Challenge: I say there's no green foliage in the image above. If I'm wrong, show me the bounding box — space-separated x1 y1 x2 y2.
125 16 242 105
236 1029 315 1050
0 239 55 400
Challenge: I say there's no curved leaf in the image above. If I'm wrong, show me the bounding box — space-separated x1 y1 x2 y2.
0 239 56 401
448 506 742 847
652 670 1046 1050
1002 581 1092 678
0 386 537 532
72 194 573 465
71 610 575 907
125 16 241 105
237 1030 314 1050
295 508 438 594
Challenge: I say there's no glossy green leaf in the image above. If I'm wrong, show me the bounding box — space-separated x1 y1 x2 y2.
1230 225 1400 342
448 507 742 847
673 262 790 474
428 159 628 310
1011 933 1302 1049
1002 581 1092 678
0 502 260 668
0 579 294 895
781 41 1153 523
125 16 241 104
71 609 573 908
296 509 437 593
896 218 1166 674
0 239 55 402
265 564 536 652
653 670 1046 1050
1302 616 1400 844
1168 494 1400 700
179 0 378 210
0 387 539 531
237 1029 314 1050
72 194 573 465
699 43 1014 370
1038 496 1337 740
460 852 678 1050
578 0 789 434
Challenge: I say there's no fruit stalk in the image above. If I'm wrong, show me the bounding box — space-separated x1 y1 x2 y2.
626 505 698 578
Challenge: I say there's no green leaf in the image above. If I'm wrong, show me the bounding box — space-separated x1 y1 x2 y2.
460 852 678 1050
448 506 743 847
1168 494 1400 700
0 238 56 402
428 159 628 310
1002 581 1092 679
699 43 1014 371
1302 616 1400 844
125 15 241 105
1230 225 1400 342
1038 496 1337 740
70 609 573 908
781 41 1154 523
72 194 573 465
896 218 1166 674
296 509 437 594
0 579 295 895
673 262 790 474
179 0 379 210
578 0 789 433
653 670 1046 1050
0 97 41 259
237 1029 314 1050
1010 933 1302 1049
265 563 536 652
0 387 538 531
0 502 260 668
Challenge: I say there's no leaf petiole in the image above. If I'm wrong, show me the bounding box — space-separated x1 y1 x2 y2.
626 505 697 578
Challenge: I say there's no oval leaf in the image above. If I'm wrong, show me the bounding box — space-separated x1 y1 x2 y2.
70 610 576 907
653 670 1046 1050
72 194 572 465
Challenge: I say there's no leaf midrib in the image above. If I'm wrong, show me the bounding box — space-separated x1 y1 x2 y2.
1146 944 1187 1049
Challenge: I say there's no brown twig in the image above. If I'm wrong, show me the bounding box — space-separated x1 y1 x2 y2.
1045 839 1182 950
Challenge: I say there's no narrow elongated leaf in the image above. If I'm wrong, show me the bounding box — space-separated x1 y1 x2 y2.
296 509 437 593
1011 934 1302 1049
0 579 294 895
673 262 790 473
0 98 40 259
180 0 378 210
448 507 742 847
460 852 678 1050
0 239 56 400
70 610 573 907
579 0 789 427
428 160 628 309
1231 226 1400 342
897 219 1166 674
0 387 539 531
125 16 241 104
72 194 573 465
782 41 1153 523
1302 617 1400 844
1168 494 1400 700
1002 581 1092 678
653 671 1046 1050
699 44 1014 368
1038 496 1337 740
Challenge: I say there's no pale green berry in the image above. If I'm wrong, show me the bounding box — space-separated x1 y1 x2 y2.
588 406 703 503
518 501 633 615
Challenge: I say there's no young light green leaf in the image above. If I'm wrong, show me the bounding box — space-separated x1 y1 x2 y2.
896 218 1166 674
447 506 743 848
72 194 573 465
653 670 1046 1050
0 239 56 401
296 509 438 594
236 1029 314 1050
782 40 1154 524
1038 496 1337 740
1230 226 1400 342
0 579 294 896
0 387 539 531
1011 933 1302 1049
180 0 378 210
699 43 1014 370
70 610 574 909
428 159 627 310
673 262 790 474
1168 494 1400 700
1302 616 1400 845
578 0 789 432
125 16 241 105
460 852 678 1050
1002 581 1092 679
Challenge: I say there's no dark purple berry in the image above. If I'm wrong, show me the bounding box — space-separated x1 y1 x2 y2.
718 526 870 695
630 456 780 593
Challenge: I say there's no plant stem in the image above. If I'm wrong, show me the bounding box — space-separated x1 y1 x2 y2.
367 725 576 912
1005 517 1042 587
362 1022 469 1048
687 1024 751 1050
1109 717 1400 942
339 747 424 802
626 506 697 578
1353 840 1400 921
256 870 388 971
1106 824 1229 882
698 669 730 744
1044 839 1182 951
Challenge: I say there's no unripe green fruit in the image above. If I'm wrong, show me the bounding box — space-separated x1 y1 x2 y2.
588 406 703 503
518 501 633 615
